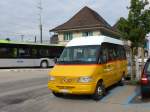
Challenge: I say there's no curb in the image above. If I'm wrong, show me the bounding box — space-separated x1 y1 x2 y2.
0 69 50 72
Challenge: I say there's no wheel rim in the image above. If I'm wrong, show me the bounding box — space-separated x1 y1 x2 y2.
42 62 47 68
122 77 125 82
97 86 103 96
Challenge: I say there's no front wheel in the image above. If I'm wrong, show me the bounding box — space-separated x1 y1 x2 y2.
92 81 105 101
52 92 63 97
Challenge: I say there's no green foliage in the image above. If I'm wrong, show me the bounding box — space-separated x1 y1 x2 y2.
129 79 140 85
117 0 150 47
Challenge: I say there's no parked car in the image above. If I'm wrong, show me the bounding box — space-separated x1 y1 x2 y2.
141 58 150 98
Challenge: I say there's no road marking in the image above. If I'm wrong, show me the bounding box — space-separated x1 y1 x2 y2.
124 87 140 105
0 84 47 98
101 86 123 102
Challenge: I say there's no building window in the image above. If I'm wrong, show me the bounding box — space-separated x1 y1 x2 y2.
82 31 93 37
64 32 73 41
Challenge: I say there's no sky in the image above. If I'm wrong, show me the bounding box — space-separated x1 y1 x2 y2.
0 0 130 42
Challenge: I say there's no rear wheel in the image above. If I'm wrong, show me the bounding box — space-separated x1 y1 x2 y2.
141 93 146 99
40 61 48 68
118 75 125 86
92 81 105 101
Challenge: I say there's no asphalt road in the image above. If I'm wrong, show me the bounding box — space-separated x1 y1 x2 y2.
0 69 150 112
0 69 50 112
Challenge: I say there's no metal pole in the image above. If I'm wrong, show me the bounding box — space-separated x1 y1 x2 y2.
35 35 37 43
40 24 42 43
21 35 24 42
38 0 43 43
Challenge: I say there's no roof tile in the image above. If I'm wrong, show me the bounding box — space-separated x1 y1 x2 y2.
51 6 112 31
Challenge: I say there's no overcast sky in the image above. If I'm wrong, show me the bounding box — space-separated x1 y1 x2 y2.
0 0 130 42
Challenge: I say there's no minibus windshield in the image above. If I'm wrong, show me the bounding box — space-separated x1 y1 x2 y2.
57 45 100 64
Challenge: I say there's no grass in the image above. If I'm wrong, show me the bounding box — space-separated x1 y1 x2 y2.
126 79 140 85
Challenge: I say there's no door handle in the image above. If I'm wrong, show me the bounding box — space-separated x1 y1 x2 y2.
105 64 113 71
104 69 109 72
104 68 111 72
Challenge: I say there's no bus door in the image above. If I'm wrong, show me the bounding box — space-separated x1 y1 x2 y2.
116 46 126 81
107 45 117 85
101 45 114 86
108 44 119 83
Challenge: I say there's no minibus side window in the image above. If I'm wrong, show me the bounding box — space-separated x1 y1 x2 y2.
115 45 126 60
122 47 126 59
116 45 121 60
113 44 118 60
117 46 125 60
101 43 118 62
108 49 113 61
113 48 117 60
107 44 116 61
101 46 108 63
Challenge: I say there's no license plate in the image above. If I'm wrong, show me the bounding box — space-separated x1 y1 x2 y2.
60 89 69 93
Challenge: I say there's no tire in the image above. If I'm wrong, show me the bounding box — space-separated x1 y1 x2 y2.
40 61 48 68
118 76 125 86
141 93 146 99
52 92 63 97
92 81 105 101
141 88 147 99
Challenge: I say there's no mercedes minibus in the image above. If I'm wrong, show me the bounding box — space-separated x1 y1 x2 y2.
48 36 127 100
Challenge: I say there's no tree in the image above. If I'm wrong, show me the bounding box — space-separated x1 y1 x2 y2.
5 38 10 41
128 0 150 47
116 0 150 80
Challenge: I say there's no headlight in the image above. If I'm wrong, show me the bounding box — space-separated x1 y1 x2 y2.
78 76 92 83
48 75 55 81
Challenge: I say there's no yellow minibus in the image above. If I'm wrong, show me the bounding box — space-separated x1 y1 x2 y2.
48 36 127 100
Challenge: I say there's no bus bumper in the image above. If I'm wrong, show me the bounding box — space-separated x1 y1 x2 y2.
48 81 96 95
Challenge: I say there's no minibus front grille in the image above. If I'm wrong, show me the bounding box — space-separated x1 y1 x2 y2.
55 76 77 84
56 86 75 89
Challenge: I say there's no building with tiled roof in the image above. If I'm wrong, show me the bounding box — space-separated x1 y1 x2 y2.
50 6 120 45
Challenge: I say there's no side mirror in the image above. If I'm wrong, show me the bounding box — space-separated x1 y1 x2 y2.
54 57 57 63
